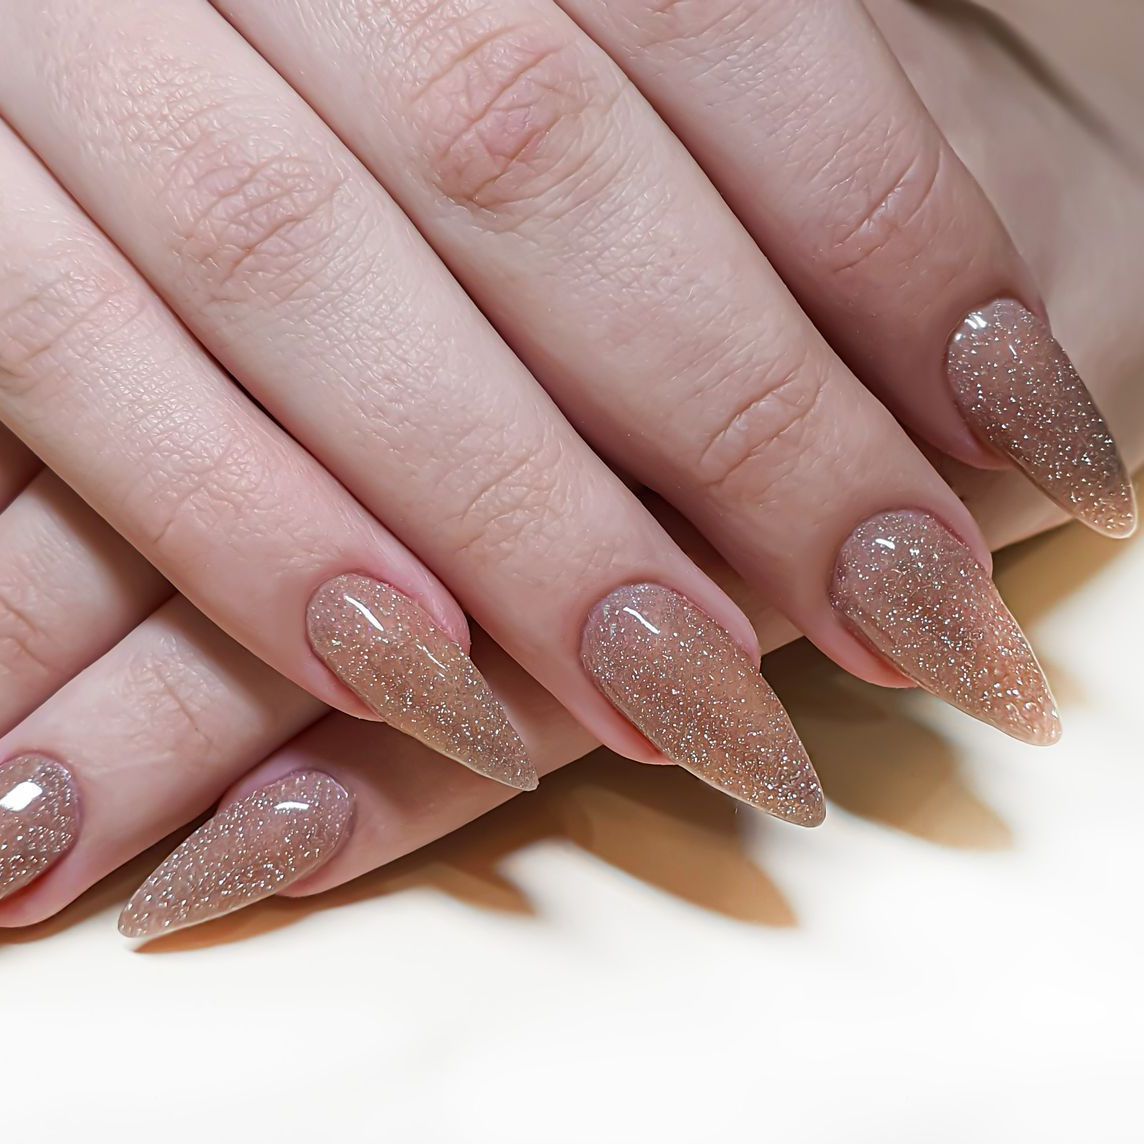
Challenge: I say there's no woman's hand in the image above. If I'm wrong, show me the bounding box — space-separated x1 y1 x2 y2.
2 0 1142 935
2 0 1124 818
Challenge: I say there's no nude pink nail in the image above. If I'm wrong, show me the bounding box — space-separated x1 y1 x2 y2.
581 583 825 826
947 299 1136 538
832 510 1060 746
119 770 352 939
307 574 537 791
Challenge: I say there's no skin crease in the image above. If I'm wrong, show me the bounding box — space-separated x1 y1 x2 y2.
0 0 1142 931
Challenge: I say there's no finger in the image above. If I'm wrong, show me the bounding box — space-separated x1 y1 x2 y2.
210 0 1057 744
1 1 825 816
0 470 171 730
0 118 534 790
556 0 1136 537
0 596 323 924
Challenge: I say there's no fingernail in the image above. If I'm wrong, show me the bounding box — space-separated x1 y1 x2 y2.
0 754 79 902
947 299 1136 537
307 574 537 791
119 771 352 939
831 510 1060 745
581 584 824 826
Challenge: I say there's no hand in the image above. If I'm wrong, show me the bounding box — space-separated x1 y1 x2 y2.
3 0 1127 788
2 0 1144 933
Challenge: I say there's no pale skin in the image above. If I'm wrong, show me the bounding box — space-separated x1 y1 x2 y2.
0 0 1142 927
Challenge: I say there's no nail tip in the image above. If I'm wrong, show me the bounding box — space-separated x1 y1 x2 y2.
782 795 827 829
488 766 539 792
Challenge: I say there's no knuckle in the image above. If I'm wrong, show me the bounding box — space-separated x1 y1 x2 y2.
118 641 221 761
618 0 758 50
0 248 143 401
130 427 288 561
446 430 568 569
0 571 62 683
824 130 947 277
692 347 829 497
168 129 347 303
401 11 619 216
39 25 349 307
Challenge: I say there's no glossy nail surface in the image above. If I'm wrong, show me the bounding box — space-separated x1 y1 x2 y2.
832 510 1060 745
948 299 1136 537
307 574 536 791
119 771 353 939
581 584 824 826
0 755 79 902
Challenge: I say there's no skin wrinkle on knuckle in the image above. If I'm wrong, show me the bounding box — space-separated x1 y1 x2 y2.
445 431 573 574
617 0 760 53
822 127 947 277
114 641 226 764
0 253 147 403
70 40 349 307
0 575 64 682
123 413 293 559
396 6 621 219
691 348 830 499
168 133 349 305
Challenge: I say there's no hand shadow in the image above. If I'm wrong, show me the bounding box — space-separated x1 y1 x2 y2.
6 516 1133 953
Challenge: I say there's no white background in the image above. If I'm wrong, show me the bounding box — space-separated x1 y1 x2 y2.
2 518 1141 1142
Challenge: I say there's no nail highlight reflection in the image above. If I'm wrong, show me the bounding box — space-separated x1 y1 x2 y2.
581 584 824 826
0 755 79 902
947 299 1136 537
832 510 1060 745
119 771 353 939
307 574 537 791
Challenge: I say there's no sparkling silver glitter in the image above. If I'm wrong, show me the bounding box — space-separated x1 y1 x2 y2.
0 754 79 901
119 771 353 938
581 584 824 826
832 510 1060 745
307 574 536 790
948 299 1136 537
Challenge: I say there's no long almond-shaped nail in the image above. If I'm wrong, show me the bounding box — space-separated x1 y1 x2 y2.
119 771 352 939
832 510 1060 745
948 299 1136 537
307 574 537 791
0 754 79 902
581 584 824 826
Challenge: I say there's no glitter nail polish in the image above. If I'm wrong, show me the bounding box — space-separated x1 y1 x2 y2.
581 584 824 826
307 574 537 791
831 510 1060 745
119 770 353 939
947 299 1136 537
0 754 79 902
